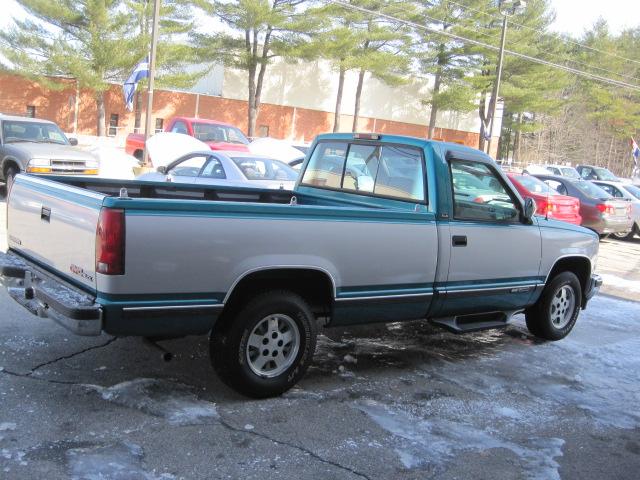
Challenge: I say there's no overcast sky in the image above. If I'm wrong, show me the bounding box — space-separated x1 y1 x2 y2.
0 0 636 38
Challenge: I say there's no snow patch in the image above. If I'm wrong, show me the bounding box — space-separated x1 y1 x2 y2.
67 442 174 480
358 401 564 479
599 273 640 292
86 378 219 425
0 423 16 431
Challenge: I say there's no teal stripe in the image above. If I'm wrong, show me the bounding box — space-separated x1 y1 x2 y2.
439 276 544 291
16 176 103 210
97 291 225 302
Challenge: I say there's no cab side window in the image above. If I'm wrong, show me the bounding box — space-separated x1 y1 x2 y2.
301 141 425 202
171 121 188 135
450 159 519 222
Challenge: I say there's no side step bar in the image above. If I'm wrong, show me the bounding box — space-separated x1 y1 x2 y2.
431 311 519 334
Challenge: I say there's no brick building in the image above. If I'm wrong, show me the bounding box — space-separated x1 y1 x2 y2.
0 65 495 154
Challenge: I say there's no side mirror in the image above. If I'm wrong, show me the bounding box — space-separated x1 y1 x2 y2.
157 166 167 174
523 197 537 222
68 138 78 146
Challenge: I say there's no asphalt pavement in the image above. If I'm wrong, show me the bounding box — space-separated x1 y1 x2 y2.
0 192 639 479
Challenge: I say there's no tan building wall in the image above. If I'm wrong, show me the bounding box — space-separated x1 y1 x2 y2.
0 73 490 154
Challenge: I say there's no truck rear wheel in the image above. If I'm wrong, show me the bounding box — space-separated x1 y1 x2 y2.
210 291 317 398
525 271 582 341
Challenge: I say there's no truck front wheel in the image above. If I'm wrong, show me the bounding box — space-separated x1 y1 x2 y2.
210 291 317 398
525 272 582 341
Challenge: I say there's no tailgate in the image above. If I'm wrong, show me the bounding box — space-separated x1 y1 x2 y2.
7 175 105 292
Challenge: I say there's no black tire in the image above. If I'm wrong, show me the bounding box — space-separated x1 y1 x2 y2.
525 271 582 341
5 166 18 194
210 290 317 398
611 230 634 240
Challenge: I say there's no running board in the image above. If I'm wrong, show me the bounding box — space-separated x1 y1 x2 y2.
431 311 518 334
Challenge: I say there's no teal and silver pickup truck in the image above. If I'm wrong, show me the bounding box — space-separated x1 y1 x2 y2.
0 133 602 397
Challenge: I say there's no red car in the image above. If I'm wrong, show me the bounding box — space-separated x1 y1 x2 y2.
507 173 582 225
125 117 250 160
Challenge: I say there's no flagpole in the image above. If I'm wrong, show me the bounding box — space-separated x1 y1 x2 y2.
142 0 161 167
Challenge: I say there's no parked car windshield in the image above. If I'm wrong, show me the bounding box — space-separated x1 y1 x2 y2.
516 175 558 195
623 184 640 200
192 123 249 145
2 120 68 145
560 167 581 179
573 180 612 199
231 156 298 181
593 167 618 181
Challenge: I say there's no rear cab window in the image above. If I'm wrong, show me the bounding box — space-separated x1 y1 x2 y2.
301 140 426 203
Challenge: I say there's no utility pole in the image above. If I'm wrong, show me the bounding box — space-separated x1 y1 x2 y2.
486 0 526 158
142 0 161 167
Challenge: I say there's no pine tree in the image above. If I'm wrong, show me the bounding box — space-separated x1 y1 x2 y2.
193 0 318 137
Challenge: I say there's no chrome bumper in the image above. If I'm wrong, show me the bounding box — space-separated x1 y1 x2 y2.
0 250 102 336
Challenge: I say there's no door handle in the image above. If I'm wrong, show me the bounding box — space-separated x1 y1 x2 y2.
452 235 467 247
41 206 51 223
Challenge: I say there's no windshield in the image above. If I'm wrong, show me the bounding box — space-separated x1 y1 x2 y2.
560 167 581 179
2 120 68 145
232 156 298 181
623 184 640 200
515 175 557 195
574 180 612 199
192 123 249 145
593 167 618 181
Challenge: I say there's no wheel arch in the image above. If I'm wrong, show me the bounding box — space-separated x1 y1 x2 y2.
2 157 20 180
545 255 592 304
222 266 337 318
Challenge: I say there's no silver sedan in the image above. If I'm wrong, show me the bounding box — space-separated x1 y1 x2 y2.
136 150 298 190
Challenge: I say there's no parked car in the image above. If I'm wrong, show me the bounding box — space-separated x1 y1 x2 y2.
543 164 581 179
137 150 298 190
507 173 581 225
125 116 250 160
576 165 620 181
0 113 99 191
591 180 640 239
522 164 553 175
534 174 632 236
1 132 602 398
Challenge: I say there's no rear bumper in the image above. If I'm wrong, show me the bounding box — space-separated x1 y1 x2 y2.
0 250 102 335
583 274 602 307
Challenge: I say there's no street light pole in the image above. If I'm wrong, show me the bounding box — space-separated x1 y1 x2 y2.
486 0 526 158
486 14 508 157
142 0 161 167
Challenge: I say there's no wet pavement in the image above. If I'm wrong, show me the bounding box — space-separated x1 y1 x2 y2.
0 193 639 479
0 288 639 479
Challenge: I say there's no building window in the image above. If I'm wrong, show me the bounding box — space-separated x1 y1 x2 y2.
155 118 164 133
26 106 36 118
258 125 269 138
108 113 119 137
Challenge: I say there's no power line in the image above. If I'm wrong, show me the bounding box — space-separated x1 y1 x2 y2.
443 0 640 67
326 0 640 92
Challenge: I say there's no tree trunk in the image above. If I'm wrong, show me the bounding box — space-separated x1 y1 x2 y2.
606 135 614 170
428 45 445 139
352 68 366 132
333 63 346 133
96 91 106 137
513 112 523 162
247 64 257 137
478 90 488 151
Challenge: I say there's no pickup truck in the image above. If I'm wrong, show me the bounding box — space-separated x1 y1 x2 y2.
125 116 250 161
0 133 602 398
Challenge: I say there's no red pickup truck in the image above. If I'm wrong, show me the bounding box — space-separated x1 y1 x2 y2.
125 116 250 160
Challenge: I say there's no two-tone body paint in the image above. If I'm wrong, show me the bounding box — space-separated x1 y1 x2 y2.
4 134 600 337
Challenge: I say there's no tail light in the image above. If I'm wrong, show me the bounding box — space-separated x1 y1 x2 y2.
538 200 554 216
596 203 615 215
96 208 125 275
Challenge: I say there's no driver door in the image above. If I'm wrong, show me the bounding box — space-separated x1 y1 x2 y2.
440 157 542 316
